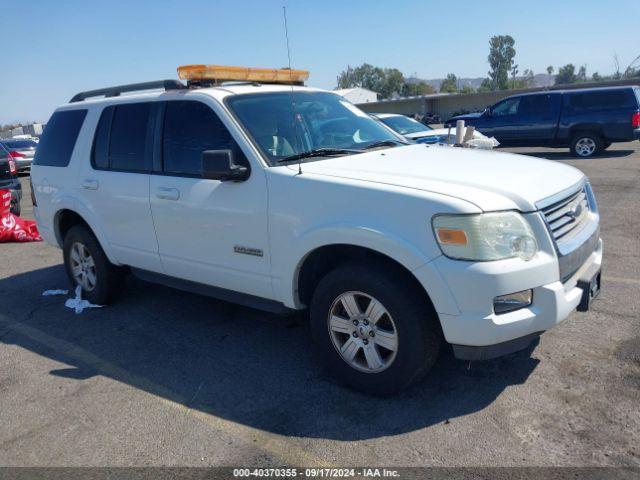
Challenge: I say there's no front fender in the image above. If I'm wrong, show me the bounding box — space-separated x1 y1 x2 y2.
276 222 449 310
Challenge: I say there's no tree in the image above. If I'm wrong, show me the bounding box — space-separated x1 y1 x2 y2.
459 85 476 94
336 63 431 99
477 78 494 92
546 66 554 76
613 54 621 80
440 73 458 93
383 68 405 98
522 69 535 87
592 72 602 82
555 64 577 85
510 64 519 88
577 65 587 82
336 63 386 95
487 35 516 90
402 81 436 96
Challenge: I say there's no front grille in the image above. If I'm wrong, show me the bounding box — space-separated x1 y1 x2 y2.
541 186 590 244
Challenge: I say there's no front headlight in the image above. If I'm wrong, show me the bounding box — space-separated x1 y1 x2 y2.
432 212 538 261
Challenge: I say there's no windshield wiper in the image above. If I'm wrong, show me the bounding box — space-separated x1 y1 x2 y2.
361 140 408 150
277 148 361 163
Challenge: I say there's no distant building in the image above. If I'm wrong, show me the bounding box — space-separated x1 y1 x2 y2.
22 123 43 137
0 123 44 139
333 87 378 104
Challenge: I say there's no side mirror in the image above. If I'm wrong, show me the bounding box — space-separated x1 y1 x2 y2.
484 107 492 117
202 150 249 182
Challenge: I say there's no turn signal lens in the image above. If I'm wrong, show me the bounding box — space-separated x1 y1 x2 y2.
177 64 310 85
436 228 468 245
8 160 16 174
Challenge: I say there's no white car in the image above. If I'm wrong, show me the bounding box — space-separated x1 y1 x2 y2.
373 113 491 145
31 65 602 395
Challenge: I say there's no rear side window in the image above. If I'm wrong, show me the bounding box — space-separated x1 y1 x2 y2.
634 88 640 107
519 95 551 114
0 143 8 160
33 109 87 167
162 100 244 176
92 103 152 172
568 90 634 110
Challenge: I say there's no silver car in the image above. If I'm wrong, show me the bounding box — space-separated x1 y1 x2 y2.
1 139 37 172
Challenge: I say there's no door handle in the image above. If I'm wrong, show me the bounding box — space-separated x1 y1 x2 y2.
81 179 99 190
156 187 180 201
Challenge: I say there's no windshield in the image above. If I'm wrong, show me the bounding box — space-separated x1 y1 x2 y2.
3 140 37 149
379 115 432 135
226 92 403 165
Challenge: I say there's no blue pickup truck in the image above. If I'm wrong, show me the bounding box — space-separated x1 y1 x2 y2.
446 85 640 157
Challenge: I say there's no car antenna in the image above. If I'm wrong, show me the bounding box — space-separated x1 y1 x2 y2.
283 6 302 175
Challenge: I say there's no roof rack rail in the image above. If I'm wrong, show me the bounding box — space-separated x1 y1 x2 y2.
69 79 186 103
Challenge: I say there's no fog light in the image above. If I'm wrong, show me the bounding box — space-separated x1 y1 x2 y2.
493 289 532 314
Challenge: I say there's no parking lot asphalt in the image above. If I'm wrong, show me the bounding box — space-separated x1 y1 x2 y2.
1 142 639 467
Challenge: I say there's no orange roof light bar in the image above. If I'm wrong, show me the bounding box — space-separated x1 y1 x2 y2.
177 64 309 85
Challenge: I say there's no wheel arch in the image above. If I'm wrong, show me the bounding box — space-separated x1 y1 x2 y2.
53 208 118 264
294 243 438 316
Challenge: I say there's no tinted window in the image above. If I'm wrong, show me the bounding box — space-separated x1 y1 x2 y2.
91 107 113 169
634 88 640 107
519 95 551 114
492 97 520 116
33 110 87 167
109 103 151 171
162 101 241 176
568 90 634 110
0 143 8 160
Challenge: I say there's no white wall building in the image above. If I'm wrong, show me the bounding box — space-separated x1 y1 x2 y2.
333 87 378 104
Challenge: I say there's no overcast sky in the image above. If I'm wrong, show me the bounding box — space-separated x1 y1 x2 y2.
1 0 638 124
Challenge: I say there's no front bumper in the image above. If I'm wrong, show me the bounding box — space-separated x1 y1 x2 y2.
432 237 602 356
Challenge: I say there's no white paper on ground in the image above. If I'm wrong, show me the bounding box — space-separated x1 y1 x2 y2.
42 289 69 296
64 286 103 314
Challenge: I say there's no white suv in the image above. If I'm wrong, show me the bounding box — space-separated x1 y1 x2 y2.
31 67 603 395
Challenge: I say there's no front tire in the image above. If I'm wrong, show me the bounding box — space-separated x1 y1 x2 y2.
63 225 125 305
570 132 602 158
310 262 442 395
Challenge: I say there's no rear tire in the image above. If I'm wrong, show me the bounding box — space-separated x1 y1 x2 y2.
309 262 442 395
63 225 125 305
570 132 602 158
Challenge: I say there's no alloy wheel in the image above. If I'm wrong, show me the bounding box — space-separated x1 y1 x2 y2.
327 291 398 373
575 137 596 157
69 242 97 291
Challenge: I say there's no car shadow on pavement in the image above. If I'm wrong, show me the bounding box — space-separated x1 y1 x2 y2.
509 149 635 161
0 265 539 441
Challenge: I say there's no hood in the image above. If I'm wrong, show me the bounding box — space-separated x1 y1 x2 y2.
450 112 484 120
445 112 484 125
292 144 584 212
